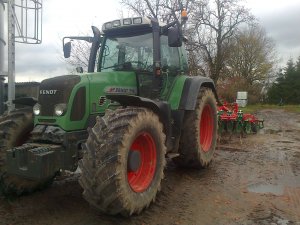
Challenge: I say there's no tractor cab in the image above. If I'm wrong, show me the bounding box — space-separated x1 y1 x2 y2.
100 17 188 99
64 16 188 99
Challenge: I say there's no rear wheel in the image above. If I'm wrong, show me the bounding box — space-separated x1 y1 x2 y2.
174 87 217 168
79 107 166 216
0 108 53 195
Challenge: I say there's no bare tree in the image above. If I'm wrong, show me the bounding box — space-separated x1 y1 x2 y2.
121 0 253 84
64 39 92 73
187 0 254 83
217 24 277 103
120 0 192 23
224 24 277 84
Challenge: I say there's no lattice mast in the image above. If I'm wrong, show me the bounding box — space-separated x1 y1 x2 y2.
0 0 42 113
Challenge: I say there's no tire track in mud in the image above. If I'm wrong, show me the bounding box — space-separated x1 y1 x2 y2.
247 110 300 223
271 111 300 222
278 146 300 222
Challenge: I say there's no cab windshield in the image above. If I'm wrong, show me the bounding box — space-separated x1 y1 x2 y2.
100 33 153 72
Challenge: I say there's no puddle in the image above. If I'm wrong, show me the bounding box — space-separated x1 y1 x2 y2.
276 140 294 144
260 129 282 135
247 182 284 195
247 174 300 196
250 212 291 225
285 130 294 133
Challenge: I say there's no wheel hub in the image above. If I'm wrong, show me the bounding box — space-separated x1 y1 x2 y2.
127 132 157 193
127 150 141 172
200 104 214 152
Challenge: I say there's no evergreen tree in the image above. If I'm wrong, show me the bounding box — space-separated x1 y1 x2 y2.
268 57 300 104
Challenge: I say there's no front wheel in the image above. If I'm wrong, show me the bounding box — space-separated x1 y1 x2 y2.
79 107 166 216
174 87 218 168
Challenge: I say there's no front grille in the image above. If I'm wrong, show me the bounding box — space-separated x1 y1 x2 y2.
99 96 106 106
38 75 80 116
38 119 56 123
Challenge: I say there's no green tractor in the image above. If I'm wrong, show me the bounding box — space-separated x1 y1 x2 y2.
0 14 218 215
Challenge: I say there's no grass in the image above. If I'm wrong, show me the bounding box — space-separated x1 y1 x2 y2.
241 104 300 114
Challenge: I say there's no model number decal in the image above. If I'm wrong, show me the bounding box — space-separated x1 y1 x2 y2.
105 87 137 95
39 90 58 95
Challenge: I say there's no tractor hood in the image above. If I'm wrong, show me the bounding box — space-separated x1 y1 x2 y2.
38 75 80 116
35 71 137 131
87 71 137 113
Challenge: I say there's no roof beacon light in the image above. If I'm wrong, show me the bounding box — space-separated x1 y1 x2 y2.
133 17 142 24
181 8 188 22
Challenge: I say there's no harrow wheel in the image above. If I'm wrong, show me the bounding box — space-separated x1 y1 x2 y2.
174 87 217 168
218 120 225 135
244 121 252 134
79 107 166 216
226 121 234 133
235 121 244 134
251 122 258 133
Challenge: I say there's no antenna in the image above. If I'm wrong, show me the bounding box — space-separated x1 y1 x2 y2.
0 0 43 114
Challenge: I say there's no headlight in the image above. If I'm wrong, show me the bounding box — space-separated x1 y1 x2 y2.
33 103 41 116
54 104 67 116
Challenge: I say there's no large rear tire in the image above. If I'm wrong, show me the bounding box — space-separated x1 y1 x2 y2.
174 87 217 168
0 108 53 195
79 107 166 216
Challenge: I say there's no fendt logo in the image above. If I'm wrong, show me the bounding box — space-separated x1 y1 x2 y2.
39 90 58 95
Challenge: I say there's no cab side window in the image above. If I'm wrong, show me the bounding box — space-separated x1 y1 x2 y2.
180 43 189 74
161 36 180 76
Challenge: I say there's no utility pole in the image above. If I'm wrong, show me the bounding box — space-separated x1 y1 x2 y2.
0 0 6 114
0 0 16 113
7 0 16 112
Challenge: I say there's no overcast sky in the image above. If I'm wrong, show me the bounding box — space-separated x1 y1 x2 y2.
2 0 300 82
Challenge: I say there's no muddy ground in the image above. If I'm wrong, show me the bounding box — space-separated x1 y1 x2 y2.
0 109 300 225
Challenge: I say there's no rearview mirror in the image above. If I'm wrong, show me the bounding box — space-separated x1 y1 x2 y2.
168 27 182 47
63 42 71 58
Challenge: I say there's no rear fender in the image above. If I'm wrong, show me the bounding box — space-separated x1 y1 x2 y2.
179 76 219 110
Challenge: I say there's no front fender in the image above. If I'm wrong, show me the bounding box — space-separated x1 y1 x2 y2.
13 97 38 107
106 94 172 149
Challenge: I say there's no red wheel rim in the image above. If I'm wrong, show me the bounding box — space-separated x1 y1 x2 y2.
200 104 214 152
127 132 157 193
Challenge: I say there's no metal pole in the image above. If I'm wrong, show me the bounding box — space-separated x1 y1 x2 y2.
0 0 6 114
7 0 15 112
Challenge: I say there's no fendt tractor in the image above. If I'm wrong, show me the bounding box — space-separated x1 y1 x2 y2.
0 11 218 215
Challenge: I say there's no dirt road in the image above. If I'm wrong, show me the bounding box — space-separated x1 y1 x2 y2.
0 109 300 225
